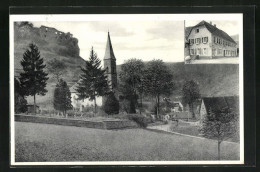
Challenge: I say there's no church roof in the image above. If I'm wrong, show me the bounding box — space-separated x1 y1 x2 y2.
104 32 116 60
186 20 237 44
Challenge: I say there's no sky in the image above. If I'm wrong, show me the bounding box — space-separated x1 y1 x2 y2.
32 20 185 64
31 18 239 65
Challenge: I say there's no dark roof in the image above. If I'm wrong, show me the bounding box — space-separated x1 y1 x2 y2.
185 26 192 40
186 20 237 44
202 96 239 114
104 32 116 60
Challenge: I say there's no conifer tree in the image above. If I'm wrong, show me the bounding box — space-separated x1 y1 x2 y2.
53 79 72 117
76 47 109 115
19 43 48 114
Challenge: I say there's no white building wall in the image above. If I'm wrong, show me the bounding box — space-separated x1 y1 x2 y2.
71 93 102 111
187 25 212 58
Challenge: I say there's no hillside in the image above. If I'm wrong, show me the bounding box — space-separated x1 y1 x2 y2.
117 62 239 99
14 22 85 109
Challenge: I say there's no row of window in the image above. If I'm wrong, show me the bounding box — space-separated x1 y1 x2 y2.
189 37 208 45
213 36 235 47
190 48 208 55
190 48 237 56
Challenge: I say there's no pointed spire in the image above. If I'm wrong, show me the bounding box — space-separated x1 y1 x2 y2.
104 32 116 60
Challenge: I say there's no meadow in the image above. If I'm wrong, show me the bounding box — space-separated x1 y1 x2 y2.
15 122 240 162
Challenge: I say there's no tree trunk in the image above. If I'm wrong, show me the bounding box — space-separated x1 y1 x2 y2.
156 95 160 118
33 94 36 115
218 140 221 160
129 99 136 114
191 102 195 119
139 93 143 114
94 96 96 116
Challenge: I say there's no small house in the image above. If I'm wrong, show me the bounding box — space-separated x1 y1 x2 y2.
26 105 40 114
200 96 239 121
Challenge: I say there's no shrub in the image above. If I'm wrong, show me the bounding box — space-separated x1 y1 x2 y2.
103 92 119 115
127 114 149 128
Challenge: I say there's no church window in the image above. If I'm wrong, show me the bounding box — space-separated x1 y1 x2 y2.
195 28 199 33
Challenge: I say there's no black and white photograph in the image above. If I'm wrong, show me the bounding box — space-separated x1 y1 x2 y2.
10 14 243 165
184 20 240 64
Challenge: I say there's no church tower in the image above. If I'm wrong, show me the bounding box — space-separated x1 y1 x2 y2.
103 32 118 102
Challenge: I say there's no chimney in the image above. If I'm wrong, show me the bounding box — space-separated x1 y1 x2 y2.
210 21 212 25
214 24 216 27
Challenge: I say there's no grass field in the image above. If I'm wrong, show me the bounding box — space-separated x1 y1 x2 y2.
15 122 240 162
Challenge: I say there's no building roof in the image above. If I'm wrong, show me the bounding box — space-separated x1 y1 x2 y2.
186 20 237 44
185 26 192 40
104 32 116 60
202 96 239 114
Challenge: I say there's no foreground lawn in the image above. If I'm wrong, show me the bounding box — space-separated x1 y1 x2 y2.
15 122 240 162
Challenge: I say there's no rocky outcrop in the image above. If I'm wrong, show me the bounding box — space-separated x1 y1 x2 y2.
14 22 80 58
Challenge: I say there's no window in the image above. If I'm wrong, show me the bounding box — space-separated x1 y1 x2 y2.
218 49 222 55
195 28 199 33
190 49 194 55
189 39 194 45
203 37 208 43
197 48 201 55
203 48 208 55
196 38 201 44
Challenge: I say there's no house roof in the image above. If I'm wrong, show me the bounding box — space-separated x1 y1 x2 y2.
185 26 192 40
186 20 237 44
104 32 116 60
202 96 239 114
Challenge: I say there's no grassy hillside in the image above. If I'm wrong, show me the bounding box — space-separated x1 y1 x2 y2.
117 62 239 100
14 22 85 109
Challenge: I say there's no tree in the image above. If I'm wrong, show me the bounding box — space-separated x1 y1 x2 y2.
76 47 109 115
53 79 73 117
119 59 144 113
103 92 119 115
143 60 175 117
199 107 238 160
14 78 27 113
47 58 67 82
19 43 49 114
182 80 200 119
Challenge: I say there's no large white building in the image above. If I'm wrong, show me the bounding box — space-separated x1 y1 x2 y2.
185 21 238 60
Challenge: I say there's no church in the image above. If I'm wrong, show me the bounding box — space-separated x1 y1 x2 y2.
70 32 118 111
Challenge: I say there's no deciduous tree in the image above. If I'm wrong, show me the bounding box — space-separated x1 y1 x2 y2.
182 80 200 119
199 107 238 160
14 78 27 113
143 60 174 117
119 59 144 113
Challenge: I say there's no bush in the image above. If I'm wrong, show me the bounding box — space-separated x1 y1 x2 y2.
103 92 119 115
127 114 149 128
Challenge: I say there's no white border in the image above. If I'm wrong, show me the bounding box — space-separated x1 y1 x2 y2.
10 14 244 166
